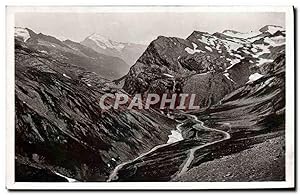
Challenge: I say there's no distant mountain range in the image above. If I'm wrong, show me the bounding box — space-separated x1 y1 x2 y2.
81 33 147 65
15 27 146 80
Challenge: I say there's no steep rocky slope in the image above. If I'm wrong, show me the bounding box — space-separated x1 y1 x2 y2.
198 53 285 135
15 39 174 182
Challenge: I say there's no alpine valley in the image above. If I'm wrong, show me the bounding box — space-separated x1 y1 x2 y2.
14 25 286 182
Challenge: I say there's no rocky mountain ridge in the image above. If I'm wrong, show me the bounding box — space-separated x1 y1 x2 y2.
15 27 130 80
122 25 285 108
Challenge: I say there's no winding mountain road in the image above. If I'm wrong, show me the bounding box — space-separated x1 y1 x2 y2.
107 120 186 181
176 114 231 177
107 114 231 182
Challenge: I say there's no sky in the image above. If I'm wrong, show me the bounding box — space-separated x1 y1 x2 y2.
15 12 285 45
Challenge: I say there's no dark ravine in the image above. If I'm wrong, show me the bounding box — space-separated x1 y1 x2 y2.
15 39 175 182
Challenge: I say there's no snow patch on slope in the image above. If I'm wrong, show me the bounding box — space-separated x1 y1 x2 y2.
247 73 264 83
252 44 270 58
185 43 204 54
167 130 183 144
205 46 213 52
226 58 241 66
63 73 71 79
261 25 284 35
198 35 217 46
264 36 285 47
54 171 77 182
163 73 174 78
223 73 236 83
223 30 261 39
222 39 243 52
256 58 273 66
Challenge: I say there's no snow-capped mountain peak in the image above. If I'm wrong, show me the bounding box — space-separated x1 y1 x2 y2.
81 34 147 65
222 29 261 39
87 33 125 52
15 27 30 42
186 25 285 69
259 25 284 35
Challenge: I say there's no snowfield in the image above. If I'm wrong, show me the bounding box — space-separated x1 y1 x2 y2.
88 33 125 51
223 30 261 39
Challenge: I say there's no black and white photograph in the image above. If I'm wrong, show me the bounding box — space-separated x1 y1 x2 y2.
6 6 295 190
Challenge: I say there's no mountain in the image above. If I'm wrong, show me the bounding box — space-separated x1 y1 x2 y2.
121 25 285 108
14 24 286 182
15 36 175 182
205 53 285 129
105 54 286 182
15 27 129 80
81 33 147 65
